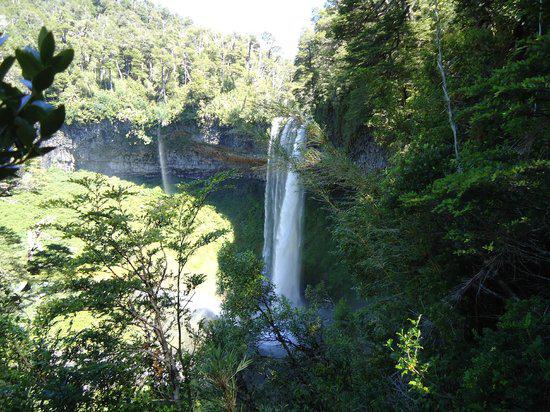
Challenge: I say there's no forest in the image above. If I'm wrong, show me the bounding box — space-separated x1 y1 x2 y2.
0 0 549 411
1 0 294 138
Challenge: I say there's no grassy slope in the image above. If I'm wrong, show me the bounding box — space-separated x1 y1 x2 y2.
1 165 351 323
0 166 233 327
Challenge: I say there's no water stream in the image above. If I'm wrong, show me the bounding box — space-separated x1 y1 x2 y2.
263 118 306 306
157 126 172 194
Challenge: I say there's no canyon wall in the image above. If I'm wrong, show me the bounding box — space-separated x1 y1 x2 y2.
41 120 387 182
41 121 268 180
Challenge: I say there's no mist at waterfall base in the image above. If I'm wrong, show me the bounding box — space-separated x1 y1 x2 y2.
263 118 306 306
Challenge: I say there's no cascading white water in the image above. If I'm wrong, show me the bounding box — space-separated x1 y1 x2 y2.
263 118 306 306
157 129 172 194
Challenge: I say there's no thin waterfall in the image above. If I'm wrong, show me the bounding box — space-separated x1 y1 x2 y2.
263 118 306 306
157 125 171 194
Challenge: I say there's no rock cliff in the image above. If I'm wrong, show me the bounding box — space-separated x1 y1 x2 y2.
42 121 268 180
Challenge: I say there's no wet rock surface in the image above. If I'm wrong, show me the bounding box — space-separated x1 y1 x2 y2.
42 120 268 179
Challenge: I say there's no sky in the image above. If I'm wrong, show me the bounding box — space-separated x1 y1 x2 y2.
152 0 326 58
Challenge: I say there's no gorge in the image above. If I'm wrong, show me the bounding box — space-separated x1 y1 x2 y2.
42 120 267 180
2 0 547 409
43 117 318 307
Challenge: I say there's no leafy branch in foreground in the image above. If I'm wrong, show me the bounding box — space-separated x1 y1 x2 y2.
387 315 431 396
0 27 73 179
38 173 228 410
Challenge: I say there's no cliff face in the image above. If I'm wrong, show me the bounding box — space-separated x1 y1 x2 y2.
42 121 267 180
41 120 386 182
348 133 387 173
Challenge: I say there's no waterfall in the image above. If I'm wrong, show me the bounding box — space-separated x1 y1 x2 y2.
157 126 171 194
263 118 306 306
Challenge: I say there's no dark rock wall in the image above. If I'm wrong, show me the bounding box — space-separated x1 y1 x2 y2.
42 120 268 180
348 133 387 173
41 119 386 181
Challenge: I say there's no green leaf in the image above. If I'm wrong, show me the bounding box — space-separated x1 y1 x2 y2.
0 83 24 110
39 30 55 63
23 103 49 122
31 100 54 112
51 49 74 73
38 27 48 48
0 108 11 125
0 149 19 162
15 48 44 79
33 68 55 91
24 46 41 60
15 117 36 145
0 167 19 179
0 56 15 80
40 105 65 137
18 94 31 112
20 79 33 90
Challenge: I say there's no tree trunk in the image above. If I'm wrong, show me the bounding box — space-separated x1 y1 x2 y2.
434 0 462 173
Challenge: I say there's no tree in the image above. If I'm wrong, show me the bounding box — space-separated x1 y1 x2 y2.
0 27 73 179
294 0 549 409
37 173 228 409
2 0 294 139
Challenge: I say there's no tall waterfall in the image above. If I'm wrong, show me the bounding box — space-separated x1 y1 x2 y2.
157 126 171 194
263 118 306 306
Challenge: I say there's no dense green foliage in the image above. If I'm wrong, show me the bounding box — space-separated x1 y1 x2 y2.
287 0 549 409
0 27 72 179
1 0 549 410
0 168 241 410
2 0 294 138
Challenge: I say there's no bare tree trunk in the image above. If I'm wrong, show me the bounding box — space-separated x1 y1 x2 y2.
152 303 182 411
246 39 252 71
434 0 462 173
539 0 543 36
526 0 544 155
